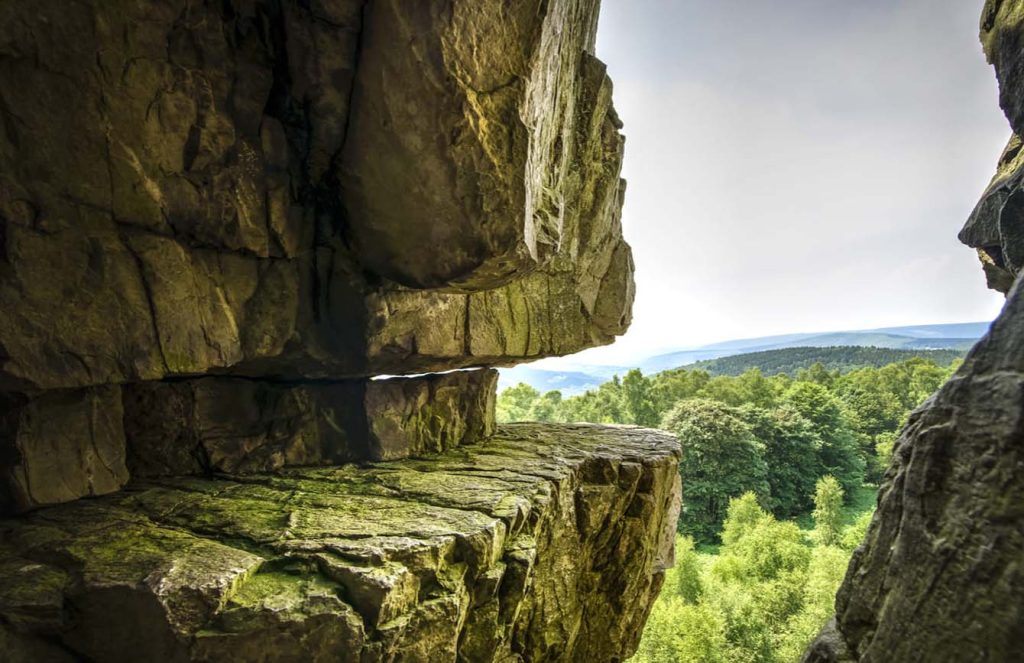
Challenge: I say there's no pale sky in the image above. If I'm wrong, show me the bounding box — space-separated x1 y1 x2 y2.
548 0 1010 369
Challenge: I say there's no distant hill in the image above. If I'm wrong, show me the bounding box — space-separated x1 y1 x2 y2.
639 322 989 374
682 346 966 377
499 321 990 393
496 366 614 394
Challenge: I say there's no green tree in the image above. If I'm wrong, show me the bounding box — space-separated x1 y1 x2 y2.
661 400 770 542
812 475 844 546
622 369 659 426
528 390 562 422
841 508 874 550
672 536 704 603
783 382 865 496
777 544 850 661
634 598 729 663
720 491 769 547
796 361 837 388
740 405 823 518
496 383 540 422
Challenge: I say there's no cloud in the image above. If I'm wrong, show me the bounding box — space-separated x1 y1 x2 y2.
551 0 1009 367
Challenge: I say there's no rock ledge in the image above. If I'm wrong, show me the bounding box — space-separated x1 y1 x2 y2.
0 424 680 663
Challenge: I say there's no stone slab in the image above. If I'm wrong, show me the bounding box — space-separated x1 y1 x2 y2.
0 424 680 663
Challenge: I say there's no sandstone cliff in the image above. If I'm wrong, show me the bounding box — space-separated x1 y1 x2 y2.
804 1 1024 660
0 1 679 661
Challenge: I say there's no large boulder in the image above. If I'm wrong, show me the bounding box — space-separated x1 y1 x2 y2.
0 424 681 662
803 274 1024 663
0 0 632 392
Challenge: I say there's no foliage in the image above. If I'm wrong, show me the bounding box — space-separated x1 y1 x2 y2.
672 536 705 603
811 476 844 547
633 492 874 663
685 346 963 378
780 382 864 497
622 368 660 426
494 350 944 660
497 355 955 546
496 383 541 422
661 400 770 542
740 406 823 518
841 509 874 550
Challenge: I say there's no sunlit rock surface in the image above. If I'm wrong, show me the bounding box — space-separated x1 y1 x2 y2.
0 425 680 662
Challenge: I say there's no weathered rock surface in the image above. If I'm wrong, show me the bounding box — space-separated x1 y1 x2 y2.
962 1 1024 293
0 386 128 514
0 0 632 393
340 0 603 291
961 133 1024 293
125 369 497 476
0 370 494 513
0 424 681 662
803 274 1024 663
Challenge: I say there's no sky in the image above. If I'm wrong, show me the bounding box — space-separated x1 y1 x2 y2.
543 0 1011 369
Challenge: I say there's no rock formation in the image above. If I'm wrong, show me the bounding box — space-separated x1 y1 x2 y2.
0 0 678 661
804 2 1024 660
0 424 681 662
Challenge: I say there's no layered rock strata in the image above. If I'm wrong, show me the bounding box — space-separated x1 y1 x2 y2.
2 369 497 513
0 0 631 393
0 0 681 660
0 424 681 663
804 2 1024 660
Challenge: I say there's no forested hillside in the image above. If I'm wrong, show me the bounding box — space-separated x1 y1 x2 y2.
498 356 958 661
685 346 963 377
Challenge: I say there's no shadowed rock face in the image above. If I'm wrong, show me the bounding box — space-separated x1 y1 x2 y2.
804 2 1024 660
0 1 680 660
962 1 1024 293
0 0 632 393
0 425 681 663
0 0 635 504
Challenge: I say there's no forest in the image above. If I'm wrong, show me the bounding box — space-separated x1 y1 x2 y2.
682 346 963 377
497 351 960 661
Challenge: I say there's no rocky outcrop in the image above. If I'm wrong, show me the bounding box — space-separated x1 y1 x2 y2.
0 424 681 663
962 1 1024 293
0 0 631 393
805 2 1024 660
803 273 1024 663
0 1 679 660
961 133 1024 293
